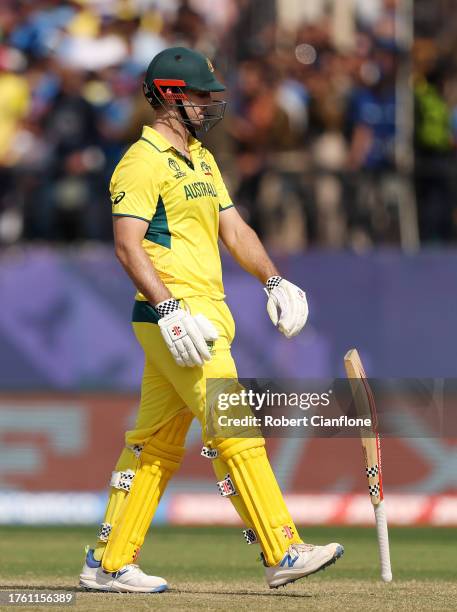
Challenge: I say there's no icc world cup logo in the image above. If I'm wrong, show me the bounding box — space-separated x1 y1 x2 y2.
168 158 186 179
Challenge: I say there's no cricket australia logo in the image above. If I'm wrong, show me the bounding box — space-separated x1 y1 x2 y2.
201 161 213 177
168 158 186 179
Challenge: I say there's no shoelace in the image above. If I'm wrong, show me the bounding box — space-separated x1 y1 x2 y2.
122 564 141 573
259 543 316 567
289 543 315 555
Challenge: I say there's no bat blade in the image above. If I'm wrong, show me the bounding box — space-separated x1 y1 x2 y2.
344 348 392 582
344 349 383 504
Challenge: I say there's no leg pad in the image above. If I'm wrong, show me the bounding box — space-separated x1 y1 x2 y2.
213 437 302 566
101 411 193 571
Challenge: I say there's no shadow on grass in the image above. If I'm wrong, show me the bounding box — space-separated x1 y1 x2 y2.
1 585 313 599
0 586 80 593
173 588 312 599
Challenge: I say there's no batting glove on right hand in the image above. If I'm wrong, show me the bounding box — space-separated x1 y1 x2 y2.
265 276 309 338
157 299 219 367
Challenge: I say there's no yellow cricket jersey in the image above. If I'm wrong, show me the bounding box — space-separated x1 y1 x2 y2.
110 125 234 306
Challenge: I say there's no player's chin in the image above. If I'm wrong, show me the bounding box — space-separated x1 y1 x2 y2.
190 119 205 129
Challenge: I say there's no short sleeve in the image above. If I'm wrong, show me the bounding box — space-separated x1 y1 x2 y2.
110 155 159 222
207 153 234 212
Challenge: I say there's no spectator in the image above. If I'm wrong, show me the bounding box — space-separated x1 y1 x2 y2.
0 0 454 249
415 60 455 242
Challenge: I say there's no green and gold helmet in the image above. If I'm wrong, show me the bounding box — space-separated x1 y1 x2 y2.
143 47 226 134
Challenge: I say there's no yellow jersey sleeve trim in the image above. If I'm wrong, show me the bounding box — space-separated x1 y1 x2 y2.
219 204 234 212
112 213 150 223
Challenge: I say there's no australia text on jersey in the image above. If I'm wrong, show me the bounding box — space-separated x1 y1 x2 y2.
184 181 217 200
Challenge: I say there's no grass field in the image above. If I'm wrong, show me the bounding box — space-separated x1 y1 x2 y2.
1 526 456 611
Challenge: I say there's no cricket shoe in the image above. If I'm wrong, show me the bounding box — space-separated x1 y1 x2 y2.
79 548 168 593
265 542 344 588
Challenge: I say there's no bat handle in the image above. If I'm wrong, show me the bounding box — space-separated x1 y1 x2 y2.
374 500 393 582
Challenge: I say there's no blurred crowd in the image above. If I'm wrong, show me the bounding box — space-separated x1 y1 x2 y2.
1 0 457 250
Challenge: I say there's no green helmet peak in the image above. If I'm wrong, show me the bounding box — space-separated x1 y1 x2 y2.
144 47 225 94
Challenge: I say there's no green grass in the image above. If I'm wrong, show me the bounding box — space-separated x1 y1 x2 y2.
0 526 456 611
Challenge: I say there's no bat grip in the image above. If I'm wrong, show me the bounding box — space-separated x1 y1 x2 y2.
374 500 393 582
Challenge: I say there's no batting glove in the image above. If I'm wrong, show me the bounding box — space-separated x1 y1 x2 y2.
156 298 219 367
265 276 309 338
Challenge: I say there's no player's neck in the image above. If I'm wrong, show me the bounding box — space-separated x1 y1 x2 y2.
152 117 192 157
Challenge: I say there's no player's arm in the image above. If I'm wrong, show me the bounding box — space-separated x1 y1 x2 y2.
113 215 171 305
219 206 309 338
218 206 278 284
113 216 218 367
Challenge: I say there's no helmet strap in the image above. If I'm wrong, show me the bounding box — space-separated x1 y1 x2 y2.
176 100 197 138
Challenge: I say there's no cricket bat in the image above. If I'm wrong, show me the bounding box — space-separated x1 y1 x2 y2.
344 348 393 583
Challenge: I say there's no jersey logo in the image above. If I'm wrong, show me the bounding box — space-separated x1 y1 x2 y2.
168 158 186 179
201 161 213 177
111 191 125 205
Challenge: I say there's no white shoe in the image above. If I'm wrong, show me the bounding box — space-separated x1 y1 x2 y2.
79 549 168 593
265 542 344 588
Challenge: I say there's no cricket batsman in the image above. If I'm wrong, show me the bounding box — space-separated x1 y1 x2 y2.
79 47 344 593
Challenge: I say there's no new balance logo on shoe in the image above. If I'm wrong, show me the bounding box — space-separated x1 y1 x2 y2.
280 554 299 568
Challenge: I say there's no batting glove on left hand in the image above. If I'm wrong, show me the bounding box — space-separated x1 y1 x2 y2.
265 276 309 338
